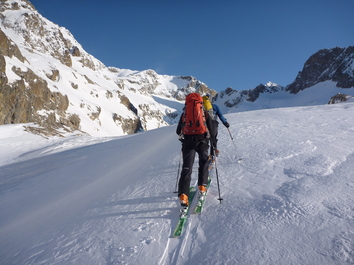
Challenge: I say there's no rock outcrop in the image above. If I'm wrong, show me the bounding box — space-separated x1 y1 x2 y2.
286 46 354 94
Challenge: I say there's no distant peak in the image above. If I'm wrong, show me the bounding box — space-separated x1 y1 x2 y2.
265 81 279 87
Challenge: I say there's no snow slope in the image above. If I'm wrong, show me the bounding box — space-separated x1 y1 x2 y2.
1 103 354 264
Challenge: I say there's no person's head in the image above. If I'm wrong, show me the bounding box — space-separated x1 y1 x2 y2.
203 94 212 102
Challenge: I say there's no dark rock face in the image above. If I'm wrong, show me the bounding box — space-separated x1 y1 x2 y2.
286 46 354 94
0 61 80 135
0 29 25 63
328 93 352 104
0 25 80 136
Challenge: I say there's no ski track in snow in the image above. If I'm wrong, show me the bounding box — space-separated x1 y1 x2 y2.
1 104 354 264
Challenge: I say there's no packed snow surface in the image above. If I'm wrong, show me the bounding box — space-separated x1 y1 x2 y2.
1 103 354 264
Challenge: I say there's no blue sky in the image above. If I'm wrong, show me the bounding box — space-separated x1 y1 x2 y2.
30 0 354 92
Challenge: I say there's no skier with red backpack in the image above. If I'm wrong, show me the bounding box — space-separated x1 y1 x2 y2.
176 93 214 207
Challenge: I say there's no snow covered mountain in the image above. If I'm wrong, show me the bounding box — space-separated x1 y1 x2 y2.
216 46 354 113
1 2 354 263
0 0 215 137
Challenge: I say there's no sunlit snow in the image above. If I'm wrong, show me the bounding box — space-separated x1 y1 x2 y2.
1 103 354 264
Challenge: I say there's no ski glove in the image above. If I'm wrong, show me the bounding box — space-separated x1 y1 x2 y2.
224 122 230 128
178 134 184 142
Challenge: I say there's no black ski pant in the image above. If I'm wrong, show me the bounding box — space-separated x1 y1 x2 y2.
178 137 209 197
209 119 219 156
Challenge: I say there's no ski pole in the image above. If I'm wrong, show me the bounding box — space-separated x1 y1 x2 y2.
227 128 242 162
174 150 182 193
214 152 223 203
210 145 223 203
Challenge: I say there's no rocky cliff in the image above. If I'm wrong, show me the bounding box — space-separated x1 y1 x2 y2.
286 46 354 94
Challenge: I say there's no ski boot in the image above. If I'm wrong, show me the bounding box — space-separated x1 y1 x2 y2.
197 185 207 206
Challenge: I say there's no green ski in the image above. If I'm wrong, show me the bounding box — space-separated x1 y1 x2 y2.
194 156 215 214
194 176 212 214
172 186 196 238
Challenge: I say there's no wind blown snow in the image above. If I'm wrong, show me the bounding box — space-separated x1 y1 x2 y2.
1 103 354 265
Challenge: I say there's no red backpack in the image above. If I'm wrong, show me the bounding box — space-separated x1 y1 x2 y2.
181 93 208 135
